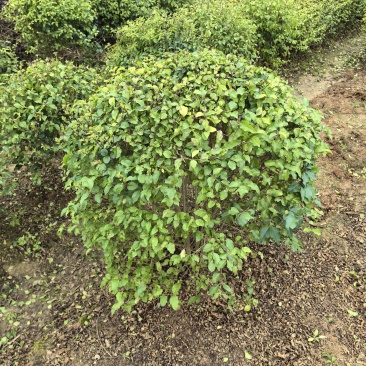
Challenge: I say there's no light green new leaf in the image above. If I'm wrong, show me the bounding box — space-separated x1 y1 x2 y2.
160 295 168 307
170 296 179 310
179 105 188 117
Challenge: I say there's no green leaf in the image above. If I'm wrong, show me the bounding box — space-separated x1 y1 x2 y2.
111 109 118 120
163 150 172 159
241 247 251 257
303 227 321 235
115 211 125 224
241 120 256 133
109 97 116 106
347 309 358 317
220 190 228 200
228 101 237 111
237 211 253 227
94 193 102 203
208 285 218 295
222 284 233 293
228 207 240 215
208 261 216 272
284 212 298 230
192 150 199 158
166 243 175 254
169 296 179 310
301 185 317 202
174 159 182 170
171 282 181 295
82 177 95 190
203 244 212 254
259 226 281 244
208 200 216 209
250 136 261 147
111 302 122 315
237 186 249 198
187 295 200 305
288 182 301 193
190 160 197 170
160 295 168 307
179 105 188 117
212 273 220 283
228 161 236 170
244 350 252 360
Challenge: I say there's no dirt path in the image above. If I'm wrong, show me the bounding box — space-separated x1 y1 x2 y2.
1 37 366 366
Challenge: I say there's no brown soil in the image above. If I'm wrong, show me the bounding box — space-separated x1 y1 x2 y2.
1 61 366 366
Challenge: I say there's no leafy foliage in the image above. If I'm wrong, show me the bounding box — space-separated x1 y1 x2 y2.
108 0 366 68
0 60 100 192
0 41 19 77
63 49 329 312
108 0 258 66
296 0 366 46
108 0 259 66
242 0 307 67
246 0 365 65
91 0 193 42
1 0 97 56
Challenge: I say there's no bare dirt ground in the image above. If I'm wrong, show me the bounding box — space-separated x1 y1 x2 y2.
1 35 366 366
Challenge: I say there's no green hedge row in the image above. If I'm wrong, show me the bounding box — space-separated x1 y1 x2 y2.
296 0 366 42
107 1 259 66
91 0 193 42
108 0 366 68
0 0 193 57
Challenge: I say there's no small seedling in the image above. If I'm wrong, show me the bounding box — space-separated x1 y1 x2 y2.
308 329 326 343
347 309 358 317
322 350 338 365
244 350 252 360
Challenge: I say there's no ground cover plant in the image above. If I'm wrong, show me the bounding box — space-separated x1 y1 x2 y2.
62 49 329 312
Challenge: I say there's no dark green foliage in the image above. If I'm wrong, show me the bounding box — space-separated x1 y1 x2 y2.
62 50 329 312
0 60 100 192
